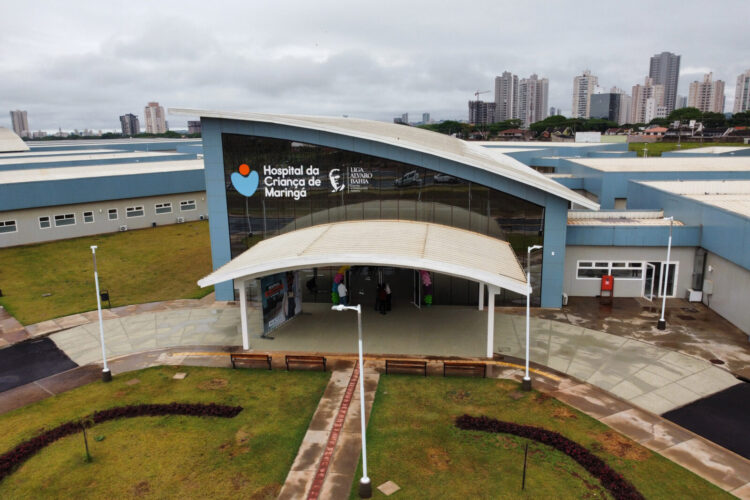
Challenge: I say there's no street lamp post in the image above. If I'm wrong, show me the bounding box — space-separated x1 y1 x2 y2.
657 217 674 330
90 246 112 382
331 303 371 498
523 245 543 391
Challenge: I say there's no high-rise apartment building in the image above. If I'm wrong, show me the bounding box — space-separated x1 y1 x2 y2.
9 110 29 138
119 113 140 136
688 73 725 113
422 113 430 124
631 77 665 123
468 100 496 125
589 93 626 124
648 51 681 114
144 102 167 134
675 95 688 110
609 87 632 125
572 70 598 118
734 69 750 113
518 74 548 128
494 71 519 122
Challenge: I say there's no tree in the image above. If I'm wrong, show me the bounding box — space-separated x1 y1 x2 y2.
701 112 726 128
667 107 701 123
729 111 750 126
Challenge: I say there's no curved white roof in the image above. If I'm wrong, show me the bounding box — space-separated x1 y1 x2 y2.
198 220 530 296
0 127 29 153
171 108 598 210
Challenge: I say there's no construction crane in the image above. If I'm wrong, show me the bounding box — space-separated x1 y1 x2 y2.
474 90 490 100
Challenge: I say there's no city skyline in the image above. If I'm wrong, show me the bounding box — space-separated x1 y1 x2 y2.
1 1 749 131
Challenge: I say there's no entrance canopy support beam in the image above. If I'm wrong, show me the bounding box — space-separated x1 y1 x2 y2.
486 285 499 358
478 282 485 311
236 279 250 350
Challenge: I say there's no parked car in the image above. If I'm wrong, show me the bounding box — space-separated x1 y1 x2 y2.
394 170 422 187
434 173 459 184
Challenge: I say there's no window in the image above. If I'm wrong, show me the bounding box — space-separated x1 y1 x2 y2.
83 211 94 223
108 208 118 220
180 200 196 211
577 261 643 280
126 206 145 218
54 213 76 227
39 216 51 229
155 202 172 214
0 220 17 233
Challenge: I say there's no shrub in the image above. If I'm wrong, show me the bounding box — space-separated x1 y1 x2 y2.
0 403 243 483
455 414 644 500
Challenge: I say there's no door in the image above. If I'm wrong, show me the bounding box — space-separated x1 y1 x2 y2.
643 263 656 301
659 262 678 297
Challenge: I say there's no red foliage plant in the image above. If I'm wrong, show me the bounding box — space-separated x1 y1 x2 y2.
0 403 243 483
455 414 644 500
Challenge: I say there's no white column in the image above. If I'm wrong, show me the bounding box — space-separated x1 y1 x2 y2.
238 279 249 350
478 282 485 311
486 285 499 358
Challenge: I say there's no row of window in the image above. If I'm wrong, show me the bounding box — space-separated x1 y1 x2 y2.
0 200 197 234
576 261 644 279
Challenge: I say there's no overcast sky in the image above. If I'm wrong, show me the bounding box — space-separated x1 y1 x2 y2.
2 0 749 132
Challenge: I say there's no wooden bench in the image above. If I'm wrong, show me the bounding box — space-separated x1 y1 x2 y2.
385 359 427 376
230 353 272 370
443 361 486 378
285 355 327 372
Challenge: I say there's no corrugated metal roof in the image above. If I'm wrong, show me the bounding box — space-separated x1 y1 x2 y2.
569 157 750 172
0 127 30 153
637 180 750 219
170 108 599 210
198 220 529 295
567 209 684 226
668 146 750 154
0 159 204 184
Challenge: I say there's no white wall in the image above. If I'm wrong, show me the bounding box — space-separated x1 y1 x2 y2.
564 246 695 298
0 191 207 248
703 252 750 336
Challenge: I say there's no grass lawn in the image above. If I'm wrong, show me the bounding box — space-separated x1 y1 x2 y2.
350 376 732 499
628 141 749 157
0 365 329 499
0 221 213 325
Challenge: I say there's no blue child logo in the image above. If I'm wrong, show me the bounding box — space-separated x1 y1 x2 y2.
231 164 259 197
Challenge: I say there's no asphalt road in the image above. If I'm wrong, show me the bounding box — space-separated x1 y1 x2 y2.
663 382 750 459
0 338 78 392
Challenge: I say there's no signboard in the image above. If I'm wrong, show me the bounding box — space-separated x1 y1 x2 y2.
260 270 302 334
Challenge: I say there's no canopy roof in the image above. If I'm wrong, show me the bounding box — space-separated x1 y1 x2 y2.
170 108 599 210
198 220 529 295
0 127 29 153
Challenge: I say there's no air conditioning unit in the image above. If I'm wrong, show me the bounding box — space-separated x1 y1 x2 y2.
176 217 185 223
118 225 128 232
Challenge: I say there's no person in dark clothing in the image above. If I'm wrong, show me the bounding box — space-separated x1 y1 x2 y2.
385 282 392 311
378 285 388 315
375 283 383 311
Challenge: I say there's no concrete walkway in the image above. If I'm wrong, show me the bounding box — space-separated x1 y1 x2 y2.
47 302 741 416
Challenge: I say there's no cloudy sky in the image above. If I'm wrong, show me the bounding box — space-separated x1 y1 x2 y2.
2 0 749 132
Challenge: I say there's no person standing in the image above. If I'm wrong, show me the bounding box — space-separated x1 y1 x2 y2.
338 281 348 306
378 284 387 315
385 282 392 311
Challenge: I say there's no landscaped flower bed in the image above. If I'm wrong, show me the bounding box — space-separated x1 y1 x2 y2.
455 414 644 500
0 403 243 482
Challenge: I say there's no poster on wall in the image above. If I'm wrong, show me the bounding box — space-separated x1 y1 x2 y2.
261 271 303 334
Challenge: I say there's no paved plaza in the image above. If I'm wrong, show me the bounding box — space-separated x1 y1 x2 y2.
48 301 741 416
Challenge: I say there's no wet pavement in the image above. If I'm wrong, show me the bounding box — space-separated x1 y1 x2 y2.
0 338 77 392
527 296 750 378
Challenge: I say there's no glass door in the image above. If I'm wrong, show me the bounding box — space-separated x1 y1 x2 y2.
643 263 655 301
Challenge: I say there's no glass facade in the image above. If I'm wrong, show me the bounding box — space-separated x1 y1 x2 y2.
222 134 544 306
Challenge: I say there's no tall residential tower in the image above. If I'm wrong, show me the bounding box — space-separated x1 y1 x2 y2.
144 102 167 134
494 71 519 122
734 69 750 113
572 70 598 118
688 73 725 113
648 51 681 114
9 110 29 138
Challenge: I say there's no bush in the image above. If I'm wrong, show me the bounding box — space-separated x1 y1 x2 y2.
0 403 243 482
455 414 644 500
